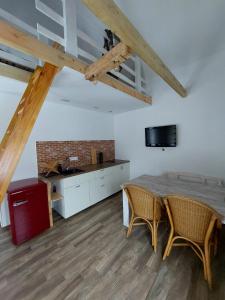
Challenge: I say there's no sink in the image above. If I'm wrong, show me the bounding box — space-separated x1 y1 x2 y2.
60 168 84 176
40 168 84 178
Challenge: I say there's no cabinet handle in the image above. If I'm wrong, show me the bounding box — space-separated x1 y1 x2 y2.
101 184 105 187
13 200 28 207
75 185 80 188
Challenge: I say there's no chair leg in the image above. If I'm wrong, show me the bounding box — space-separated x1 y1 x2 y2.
146 221 154 247
214 232 218 257
202 257 208 281
166 238 174 257
153 221 157 253
205 243 212 289
152 234 155 247
163 230 173 260
127 219 134 238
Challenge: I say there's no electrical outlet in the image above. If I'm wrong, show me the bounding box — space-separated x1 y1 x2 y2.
69 156 79 161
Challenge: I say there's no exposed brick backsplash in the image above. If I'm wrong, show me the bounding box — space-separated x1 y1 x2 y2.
36 140 115 174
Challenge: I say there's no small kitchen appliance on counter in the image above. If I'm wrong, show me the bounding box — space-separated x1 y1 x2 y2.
7 178 50 245
98 152 104 164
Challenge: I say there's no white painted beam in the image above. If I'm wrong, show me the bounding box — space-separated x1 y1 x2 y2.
35 0 64 26
63 0 78 57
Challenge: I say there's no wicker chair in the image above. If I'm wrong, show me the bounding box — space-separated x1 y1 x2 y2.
124 184 162 252
163 195 222 289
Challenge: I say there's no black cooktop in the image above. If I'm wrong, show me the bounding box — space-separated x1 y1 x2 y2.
40 168 84 178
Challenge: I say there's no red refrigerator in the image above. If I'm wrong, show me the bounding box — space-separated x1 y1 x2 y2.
7 178 50 245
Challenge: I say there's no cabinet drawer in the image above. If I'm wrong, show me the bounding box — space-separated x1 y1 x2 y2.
94 167 114 178
62 173 91 189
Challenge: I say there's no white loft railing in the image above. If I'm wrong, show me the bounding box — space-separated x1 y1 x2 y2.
0 8 38 69
35 0 147 95
0 0 148 95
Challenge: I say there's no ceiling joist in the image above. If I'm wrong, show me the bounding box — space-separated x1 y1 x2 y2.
82 0 187 98
85 42 131 81
0 20 151 104
0 62 31 83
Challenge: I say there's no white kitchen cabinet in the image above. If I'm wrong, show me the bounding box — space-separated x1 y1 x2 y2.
53 162 130 219
0 163 130 226
111 164 130 192
89 164 129 206
118 164 130 184
89 176 107 205
53 172 92 218
63 182 90 218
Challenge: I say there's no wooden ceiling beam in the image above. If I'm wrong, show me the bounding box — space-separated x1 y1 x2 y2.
0 20 85 72
82 0 187 98
0 62 58 203
0 62 31 83
85 42 131 81
0 20 151 104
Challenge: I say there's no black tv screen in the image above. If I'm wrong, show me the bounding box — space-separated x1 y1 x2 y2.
145 125 176 147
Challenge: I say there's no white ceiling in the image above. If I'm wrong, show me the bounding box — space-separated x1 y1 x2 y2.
0 67 149 114
115 0 225 70
50 67 149 113
89 0 225 100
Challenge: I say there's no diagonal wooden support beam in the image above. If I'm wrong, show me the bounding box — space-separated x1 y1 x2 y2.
0 20 151 104
0 62 58 203
85 42 131 81
82 0 187 98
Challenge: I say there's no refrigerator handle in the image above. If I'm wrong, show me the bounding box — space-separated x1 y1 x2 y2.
13 200 28 207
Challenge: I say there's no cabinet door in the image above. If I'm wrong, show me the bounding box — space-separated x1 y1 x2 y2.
89 179 98 205
89 178 107 206
114 164 130 191
62 172 92 189
64 182 90 218
104 173 118 196
108 165 121 193
120 164 130 182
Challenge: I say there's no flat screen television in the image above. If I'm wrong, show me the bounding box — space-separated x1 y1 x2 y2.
145 125 176 147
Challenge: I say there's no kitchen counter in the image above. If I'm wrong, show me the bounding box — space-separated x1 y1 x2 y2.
39 160 130 181
49 160 130 219
79 159 129 173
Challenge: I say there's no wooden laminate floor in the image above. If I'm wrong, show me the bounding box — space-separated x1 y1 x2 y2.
0 193 225 300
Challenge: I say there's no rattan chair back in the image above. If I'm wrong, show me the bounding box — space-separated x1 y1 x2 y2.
166 195 220 244
124 184 161 221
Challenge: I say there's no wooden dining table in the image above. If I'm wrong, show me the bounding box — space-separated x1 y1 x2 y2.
122 174 225 227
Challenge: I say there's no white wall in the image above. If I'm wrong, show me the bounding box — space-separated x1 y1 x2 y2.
114 49 225 179
0 92 114 181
